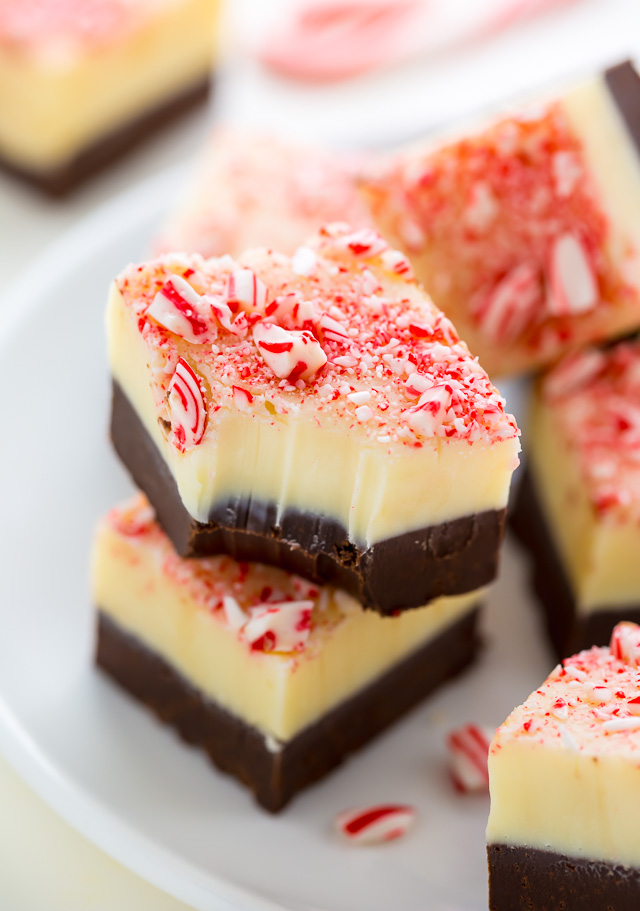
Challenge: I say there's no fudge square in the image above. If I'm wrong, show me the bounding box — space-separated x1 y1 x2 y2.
157 127 370 259
487 622 640 911
511 341 640 659
94 496 484 812
0 0 220 196
107 225 520 616
362 61 640 378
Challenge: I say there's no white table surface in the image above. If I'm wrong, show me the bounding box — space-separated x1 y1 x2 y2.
2 0 640 906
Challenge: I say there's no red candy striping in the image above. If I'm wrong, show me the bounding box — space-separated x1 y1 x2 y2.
446 723 492 793
167 357 207 451
147 275 211 343
335 804 416 845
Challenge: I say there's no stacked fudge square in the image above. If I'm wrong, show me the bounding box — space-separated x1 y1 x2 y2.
96 224 520 811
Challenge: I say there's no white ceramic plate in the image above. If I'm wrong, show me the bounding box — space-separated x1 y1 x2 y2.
0 167 552 911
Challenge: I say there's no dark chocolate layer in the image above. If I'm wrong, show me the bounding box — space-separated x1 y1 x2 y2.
488 843 640 911
509 469 640 659
96 607 480 812
111 380 506 615
605 61 640 158
0 78 210 198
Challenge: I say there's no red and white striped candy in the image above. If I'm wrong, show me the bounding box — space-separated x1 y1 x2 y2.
404 372 432 397
243 600 313 652
610 622 640 667
446 724 492 793
319 312 350 343
471 263 541 343
381 248 413 279
253 322 327 381
335 227 388 259
147 275 210 343
232 385 254 412
208 297 250 337
335 804 416 845
542 348 606 401
225 268 267 314
167 357 207 451
546 233 598 316
405 383 452 437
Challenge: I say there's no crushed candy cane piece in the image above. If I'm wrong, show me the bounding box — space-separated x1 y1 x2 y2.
405 384 452 438
147 275 210 343
223 595 247 631
546 233 598 316
542 348 606 401
472 263 542 343
167 357 207 451
225 268 267 314
610 622 640 668
446 724 492 793
253 322 327 381
335 804 416 845
242 601 313 653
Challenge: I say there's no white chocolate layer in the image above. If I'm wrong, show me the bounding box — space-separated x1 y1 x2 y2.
107 242 519 546
0 0 219 171
487 639 640 868
93 498 482 742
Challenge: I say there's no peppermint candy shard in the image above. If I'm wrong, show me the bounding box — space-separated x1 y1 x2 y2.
242 600 314 653
405 383 452 437
147 274 210 343
542 348 606 401
335 804 416 845
253 322 327 381
610 622 640 668
167 357 207 451
471 263 542 343
546 233 598 316
335 227 389 259
446 724 492 793
225 268 267 314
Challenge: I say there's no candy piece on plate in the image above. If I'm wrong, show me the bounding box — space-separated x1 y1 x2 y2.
0 0 221 196
511 340 640 658
335 804 416 845
446 723 492 793
361 61 640 377
487 622 640 909
93 495 485 812
107 225 520 615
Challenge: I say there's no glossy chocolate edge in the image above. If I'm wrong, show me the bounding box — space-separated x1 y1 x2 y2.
0 78 210 198
110 380 506 614
488 843 640 911
96 607 480 813
605 60 640 158
509 469 640 659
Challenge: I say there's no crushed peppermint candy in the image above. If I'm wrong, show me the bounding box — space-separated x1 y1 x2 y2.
104 496 359 656
540 342 640 521
492 623 640 761
147 275 211 344
335 804 416 845
118 231 518 454
167 357 207 451
446 724 492 793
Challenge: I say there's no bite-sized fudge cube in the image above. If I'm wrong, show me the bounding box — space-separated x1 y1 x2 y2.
487 621 640 910
512 342 640 658
107 225 520 615
94 495 484 812
157 127 370 258
0 0 220 195
362 61 640 378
